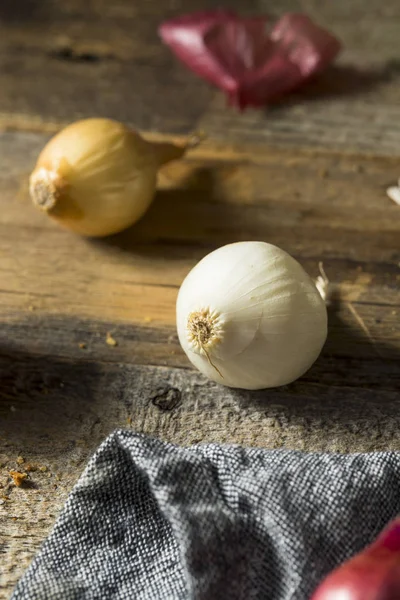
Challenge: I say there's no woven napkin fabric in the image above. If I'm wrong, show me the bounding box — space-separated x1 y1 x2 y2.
11 430 400 600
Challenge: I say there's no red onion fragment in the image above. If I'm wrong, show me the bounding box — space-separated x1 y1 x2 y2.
159 11 341 109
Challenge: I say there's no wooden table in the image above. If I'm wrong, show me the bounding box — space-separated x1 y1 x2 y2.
1 0 399 595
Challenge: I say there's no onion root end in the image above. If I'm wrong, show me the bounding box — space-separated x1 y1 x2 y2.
29 168 64 212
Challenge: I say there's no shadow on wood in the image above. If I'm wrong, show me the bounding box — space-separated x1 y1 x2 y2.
233 302 400 438
0 0 42 23
0 349 106 455
0 303 399 459
93 166 246 256
266 62 400 110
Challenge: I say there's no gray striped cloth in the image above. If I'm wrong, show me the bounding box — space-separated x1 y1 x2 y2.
12 430 400 599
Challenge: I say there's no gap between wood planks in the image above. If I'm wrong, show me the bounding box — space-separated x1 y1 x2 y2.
1 112 400 165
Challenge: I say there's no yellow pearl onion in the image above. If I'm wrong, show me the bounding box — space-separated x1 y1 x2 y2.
29 118 194 237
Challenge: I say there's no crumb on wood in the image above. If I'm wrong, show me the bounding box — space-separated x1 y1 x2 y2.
143 316 153 323
318 168 328 179
126 416 132 426
28 305 35 312
76 438 89 448
9 470 27 487
78 342 87 350
106 332 118 347
70 458 85 468
16 456 24 465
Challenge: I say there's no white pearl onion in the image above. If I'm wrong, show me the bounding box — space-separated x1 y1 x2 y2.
176 241 327 390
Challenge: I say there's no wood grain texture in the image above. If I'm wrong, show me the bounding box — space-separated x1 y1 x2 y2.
1 0 400 595
0 130 399 365
0 0 399 154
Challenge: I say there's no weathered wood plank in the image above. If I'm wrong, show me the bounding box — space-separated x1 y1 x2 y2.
1 132 399 287
1 357 399 460
0 300 399 365
0 0 399 154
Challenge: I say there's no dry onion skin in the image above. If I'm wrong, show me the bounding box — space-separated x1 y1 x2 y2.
29 118 198 237
176 241 327 390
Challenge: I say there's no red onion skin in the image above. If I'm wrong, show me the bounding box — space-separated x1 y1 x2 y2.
159 10 238 95
159 11 341 109
311 520 400 600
